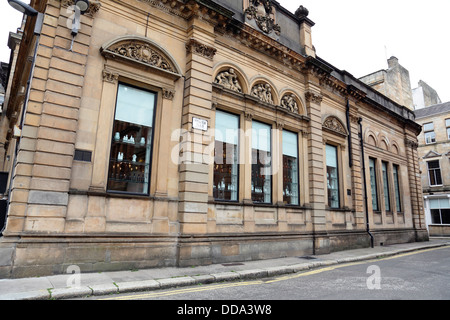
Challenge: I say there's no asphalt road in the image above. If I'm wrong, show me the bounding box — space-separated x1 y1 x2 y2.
91 246 450 301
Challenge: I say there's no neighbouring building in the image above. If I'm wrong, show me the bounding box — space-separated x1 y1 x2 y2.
415 102 450 237
0 0 428 278
413 80 442 110
359 56 414 111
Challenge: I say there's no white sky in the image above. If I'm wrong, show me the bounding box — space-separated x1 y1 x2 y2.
1 0 449 102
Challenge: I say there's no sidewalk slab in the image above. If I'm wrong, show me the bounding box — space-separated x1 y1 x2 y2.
0 239 447 300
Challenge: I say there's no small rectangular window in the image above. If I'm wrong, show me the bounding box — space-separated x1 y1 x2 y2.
326 144 339 209
251 121 272 203
213 110 239 201
428 160 443 186
425 131 436 144
282 130 299 205
107 83 156 195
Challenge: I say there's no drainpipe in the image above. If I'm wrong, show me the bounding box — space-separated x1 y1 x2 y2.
346 99 353 168
358 117 374 248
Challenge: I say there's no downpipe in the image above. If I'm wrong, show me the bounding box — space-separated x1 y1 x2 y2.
358 117 374 248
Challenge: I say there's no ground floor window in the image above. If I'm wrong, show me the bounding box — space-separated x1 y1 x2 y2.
430 198 450 225
213 110 239 201
326 144 339 208
393 164 402 212
369 158 379 211
382 161 391 212
282 130 299 205
107 83 156 195
251 121 272 203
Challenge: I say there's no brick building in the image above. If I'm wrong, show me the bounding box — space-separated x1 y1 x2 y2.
0 0 428 278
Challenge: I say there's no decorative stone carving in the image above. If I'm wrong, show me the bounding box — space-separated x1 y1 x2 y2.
61 0 101 18
162 88 175 100
251 83 274 105
305 91 323 105
323 116 347 136
107 40 175 73
215 68 243 93
280 94 299 113
186 39 217 60
245 0 281 36
102 69 119 84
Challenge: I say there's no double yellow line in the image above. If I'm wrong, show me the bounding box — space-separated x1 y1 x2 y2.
101 245 449 300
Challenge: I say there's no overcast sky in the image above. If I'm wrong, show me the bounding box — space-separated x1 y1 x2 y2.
1 0 449 102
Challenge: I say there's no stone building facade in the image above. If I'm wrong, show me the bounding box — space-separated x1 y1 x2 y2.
0 0 428 278
415 102 450 237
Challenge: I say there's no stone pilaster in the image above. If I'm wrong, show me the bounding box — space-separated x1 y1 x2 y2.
178 22 217 235
405 135 428 240
4 0 99 235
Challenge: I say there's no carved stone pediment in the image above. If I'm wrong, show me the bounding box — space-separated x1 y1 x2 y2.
245 0 281 36
323 116 347 136
101 36 181 79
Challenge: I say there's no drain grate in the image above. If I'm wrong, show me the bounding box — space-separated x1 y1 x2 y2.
298 256 318 260
222 263 245 266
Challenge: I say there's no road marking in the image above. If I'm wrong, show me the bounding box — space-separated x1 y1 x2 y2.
100 280 264 300
100 245 449 300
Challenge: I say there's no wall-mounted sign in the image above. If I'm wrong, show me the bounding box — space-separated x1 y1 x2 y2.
192 117 208 131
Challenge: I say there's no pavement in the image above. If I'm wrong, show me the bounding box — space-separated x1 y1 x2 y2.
0 238 448 300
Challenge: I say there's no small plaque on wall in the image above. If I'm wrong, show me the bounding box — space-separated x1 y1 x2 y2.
192 117 208 131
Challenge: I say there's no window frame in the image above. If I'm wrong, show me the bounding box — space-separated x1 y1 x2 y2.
213 109 240 203
427 160 443 187
369 157 379 212
325 143 340 209
282 129 300 206
251 120 273 204
392 164 402 213
106 82 158 196
423 122 436 144
381 161 391 212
